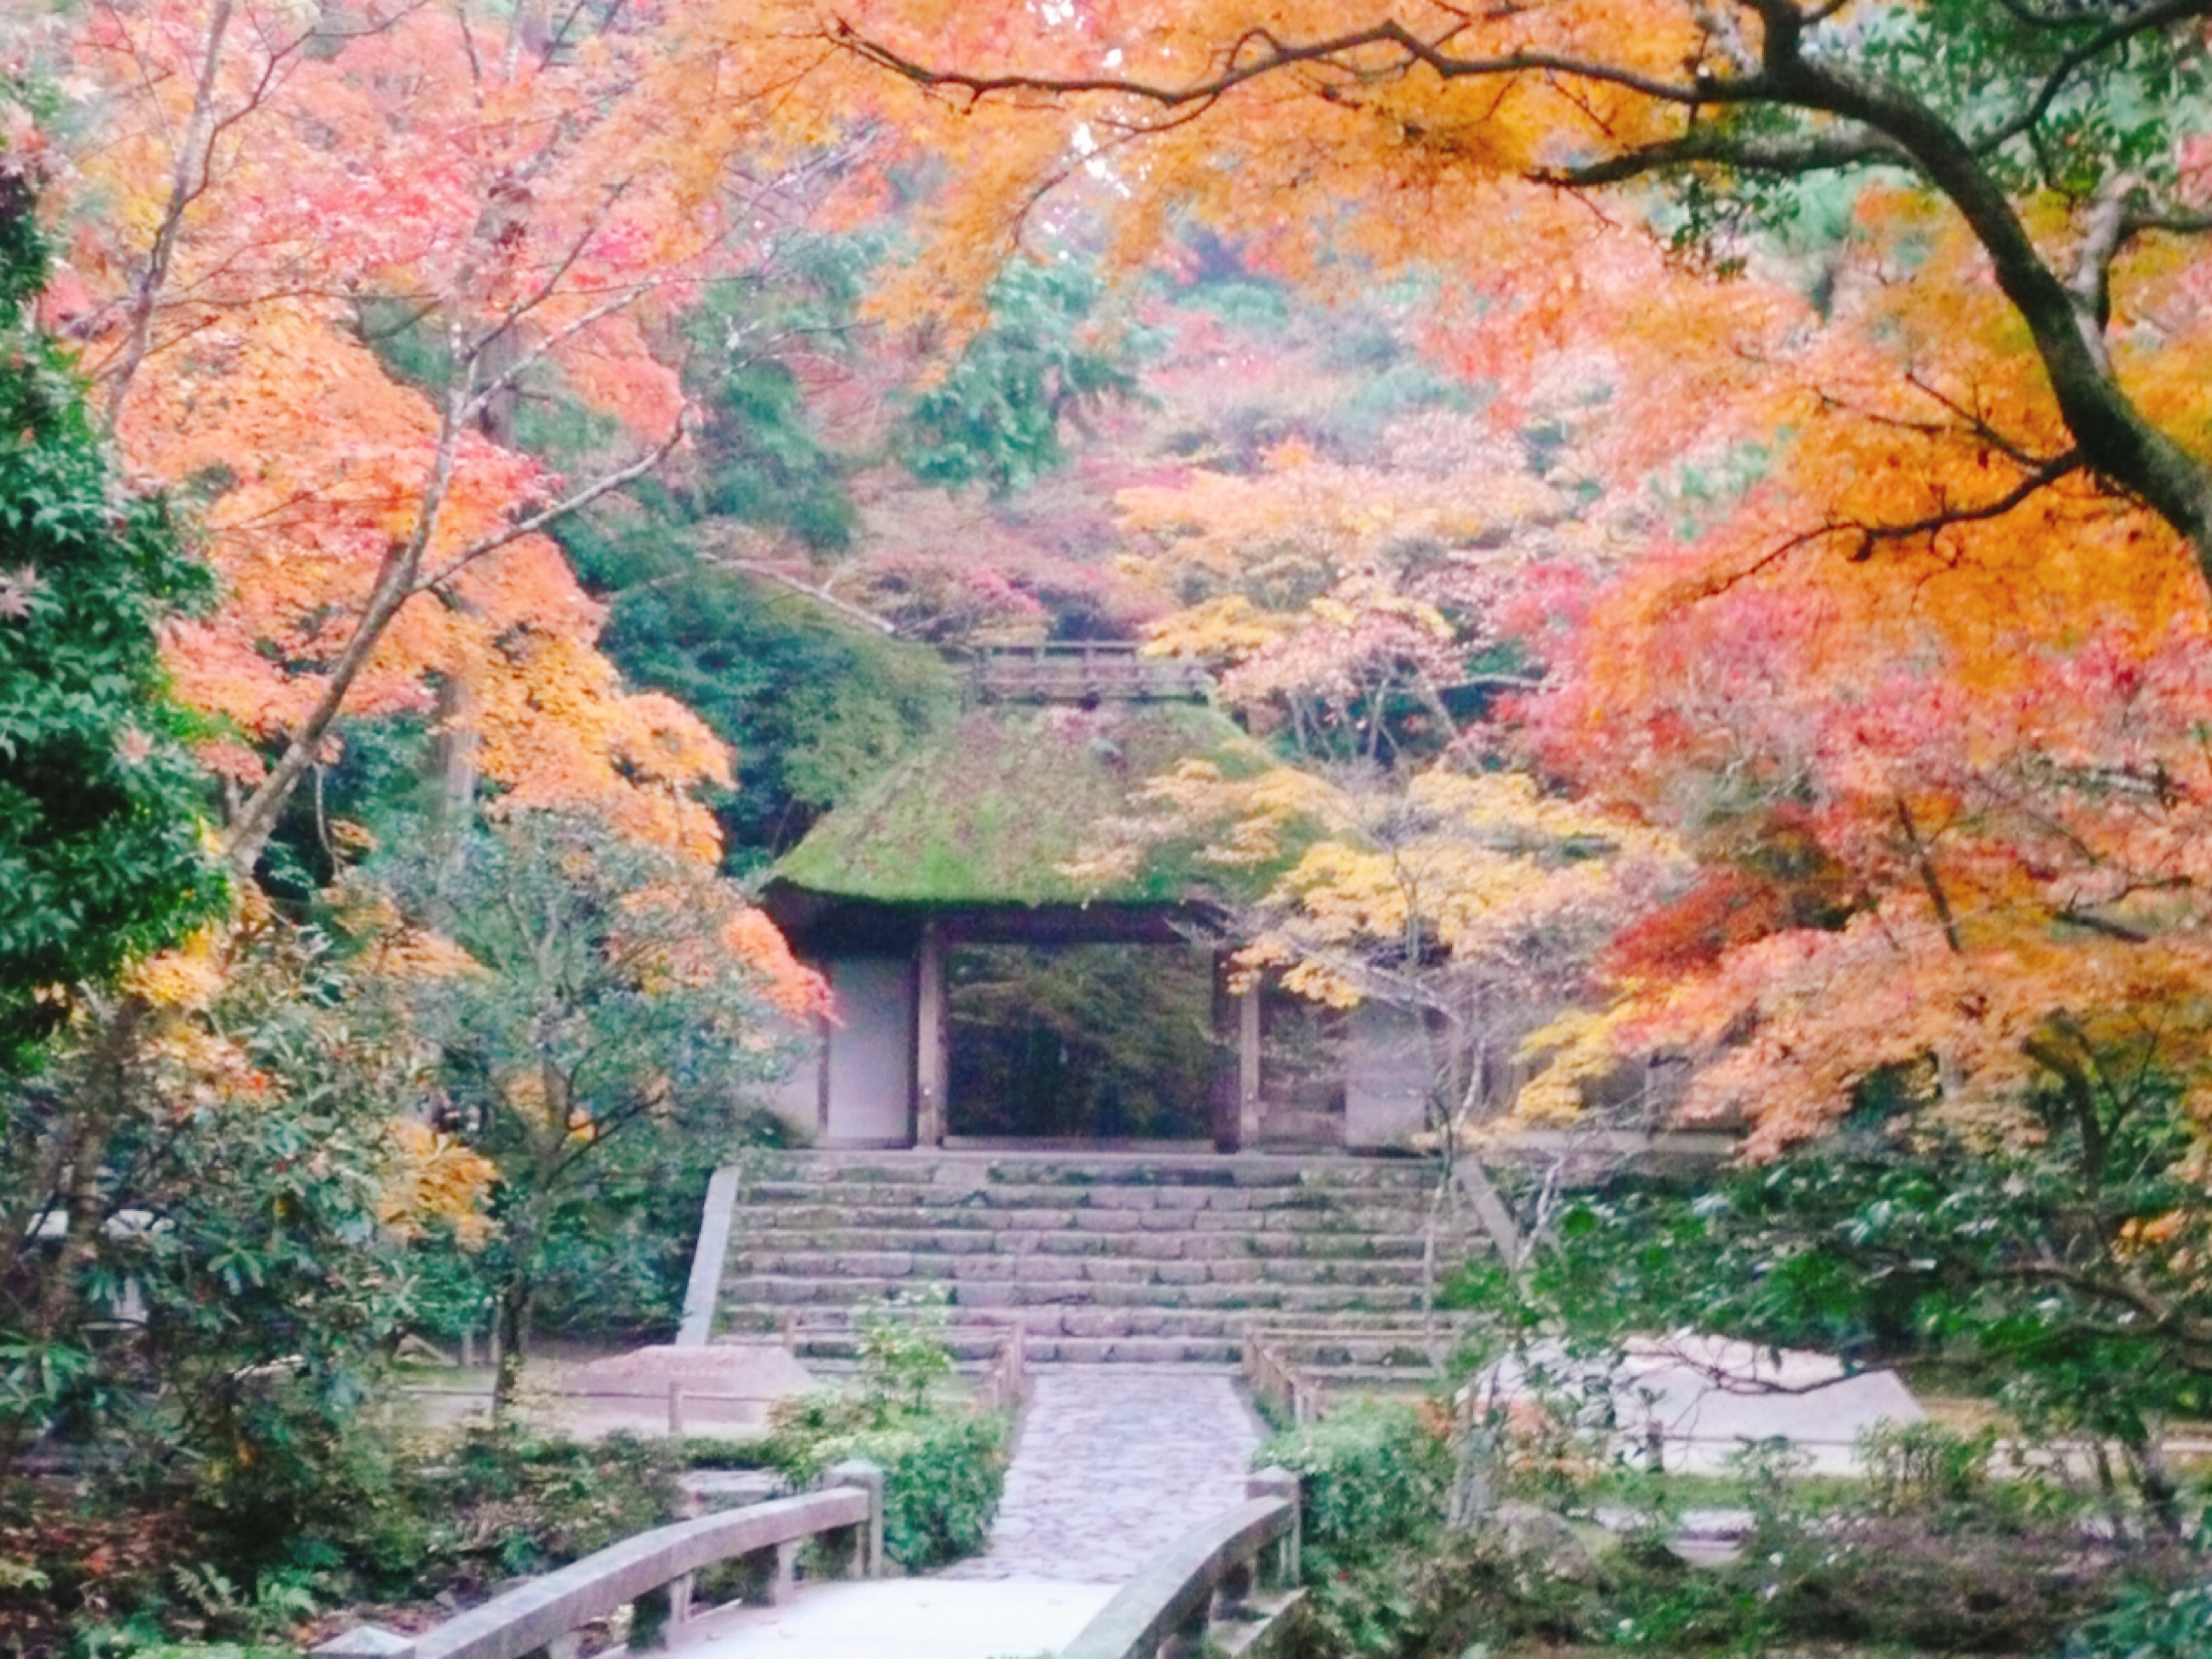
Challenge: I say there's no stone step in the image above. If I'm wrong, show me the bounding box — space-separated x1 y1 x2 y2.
746 1304 1447 1337
1249 1109 1347 1150
731 1226 1433 1260
710 1152 1484 1364
748 1154 1446 1191
725 1203 1450 1238
799 1338 1249 1366
733 1179 1444 1215
1030 1336 1244 1364
722 1273 1427 1314
729 1250 1430 1289
788 1311 1239 1349
1254 1334 1453 1366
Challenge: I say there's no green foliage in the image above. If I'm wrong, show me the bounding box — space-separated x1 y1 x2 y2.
946 944 1217 1139
1259 1400 1451 1657
584 573 959 865
0 113 225 1072
762 1388 1009 1572
1856 1420 1999 1519
380 812 796 1385
1663 2 2212 259
897 256 1137 496
1440 1087 2212 1527
853 1287 954 1415
408 1425 683 1583
1 917 429 1562
1263 1400 1450 1554
3 1418 696 1655
2065 1575 2212 1659
758 1296 1006 1570
254 715 436 906
1271 1439 2198 1659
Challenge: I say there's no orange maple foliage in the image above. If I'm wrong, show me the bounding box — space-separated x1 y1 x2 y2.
32 0 886 878
829 0 2212 1153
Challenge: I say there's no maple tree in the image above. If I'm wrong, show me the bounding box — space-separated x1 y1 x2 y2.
29 0 872 872
830 0 2212 579
377 810 821 1409
805 0 2212 1172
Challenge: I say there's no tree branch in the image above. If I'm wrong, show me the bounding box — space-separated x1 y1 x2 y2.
836 1 2212 576
1970 0 2212 157
1536 124 1906 188
832 14 1766 113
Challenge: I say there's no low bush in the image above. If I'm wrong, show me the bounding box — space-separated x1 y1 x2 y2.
1 1425 690 1659
1257 1399 1452 1657
760 1390 1009 1572
1404 1489 2198 1659
2064 1575 2212 1659
402 1427 686 1588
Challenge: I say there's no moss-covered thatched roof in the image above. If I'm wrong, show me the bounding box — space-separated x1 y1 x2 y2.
770 701 1252 907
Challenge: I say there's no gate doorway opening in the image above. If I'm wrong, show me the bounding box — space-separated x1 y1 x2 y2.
945 943 1221 1142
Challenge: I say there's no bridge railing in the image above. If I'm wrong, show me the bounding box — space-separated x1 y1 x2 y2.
312 1462 884 1659
1060 1469 1304 1659
1241 1334 1325 1427
973 1319 1027 1414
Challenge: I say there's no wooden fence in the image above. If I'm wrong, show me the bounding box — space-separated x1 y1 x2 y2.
974 643 1211 702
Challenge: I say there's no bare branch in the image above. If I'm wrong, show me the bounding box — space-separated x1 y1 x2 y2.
1839 451 2087 560
413 410 691 593
832 14 1767 113
104 0 237 425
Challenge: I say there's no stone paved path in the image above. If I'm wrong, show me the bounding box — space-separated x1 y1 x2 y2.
938 1364 1266 1584
672 1577 1115 1659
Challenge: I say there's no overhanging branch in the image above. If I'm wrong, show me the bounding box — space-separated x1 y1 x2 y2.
832 14 1766 113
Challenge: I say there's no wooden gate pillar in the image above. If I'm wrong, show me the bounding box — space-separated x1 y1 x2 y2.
1237 975 1263 1150
914 919 948 1146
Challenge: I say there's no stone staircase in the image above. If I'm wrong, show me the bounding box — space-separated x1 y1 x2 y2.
707 1150 1491 1365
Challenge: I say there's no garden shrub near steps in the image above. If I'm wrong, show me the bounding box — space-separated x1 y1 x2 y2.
760 1289 1010 1573
1256 1399 1454 1658
759 1391 1010 1572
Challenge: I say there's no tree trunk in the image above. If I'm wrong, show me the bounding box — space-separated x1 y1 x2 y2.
491 1266 534 1420
0 998 144 1482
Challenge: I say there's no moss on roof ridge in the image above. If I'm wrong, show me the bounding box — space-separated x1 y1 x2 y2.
770 700 1258 906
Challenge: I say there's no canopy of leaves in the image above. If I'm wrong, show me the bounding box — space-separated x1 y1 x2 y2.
569 559 963 867
0 122 225 1070
897 256 1140 497
377 811 818 1390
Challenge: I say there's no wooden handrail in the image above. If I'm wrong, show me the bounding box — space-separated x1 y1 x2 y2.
1061 1474 1303 1659
312 1465 884 1659
971 641 1211 702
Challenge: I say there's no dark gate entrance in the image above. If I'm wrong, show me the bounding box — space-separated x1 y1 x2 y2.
945 942 1221 1141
